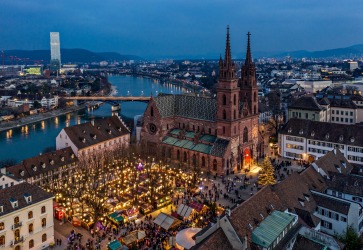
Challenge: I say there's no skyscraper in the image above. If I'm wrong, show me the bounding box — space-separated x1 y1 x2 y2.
50 32 61 71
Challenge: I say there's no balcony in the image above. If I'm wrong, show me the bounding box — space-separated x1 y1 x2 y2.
11 236 24 245
11 222 22 230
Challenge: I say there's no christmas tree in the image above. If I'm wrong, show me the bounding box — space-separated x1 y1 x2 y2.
258 157 277 185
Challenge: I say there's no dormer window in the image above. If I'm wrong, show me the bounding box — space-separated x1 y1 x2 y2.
41 162 46 168
117 127 121 132
288 128 292 134
311 131 315 137
298 198 305 207
325 133 330 140
91 134 97 139
97 126 101 130
82 138 86 143
107 129 111 135
49 160 54 165
339 135 344 142
0 206 3 213
60 157 64 162
10 199 18 208
32 166 37 172
304 194 310 202
24 194 32 203
351 137 355 143
82 130 86 134
71 154 75 159
19 170 25 177
299 129 303 135
108 123 111 127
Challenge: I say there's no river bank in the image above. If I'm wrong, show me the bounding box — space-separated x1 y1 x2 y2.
0 85 118 133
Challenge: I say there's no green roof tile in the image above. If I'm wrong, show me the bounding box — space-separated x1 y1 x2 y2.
200 134 217 143
170 129 181 135
162 136 179 145
252 211 296 248
193 143 212 154
185 131 195 139
174 139 189 148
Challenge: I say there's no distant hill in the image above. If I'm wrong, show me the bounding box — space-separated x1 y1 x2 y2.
2 49 141 64
272 44 363 59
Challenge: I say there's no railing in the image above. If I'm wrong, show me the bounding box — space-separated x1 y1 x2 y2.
11 222 22 230
12 236 24 245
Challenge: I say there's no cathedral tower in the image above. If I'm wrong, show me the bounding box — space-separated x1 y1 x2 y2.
239 32 258 116
216 26 240 139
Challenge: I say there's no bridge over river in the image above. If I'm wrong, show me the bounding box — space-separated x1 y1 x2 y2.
63 96 152 111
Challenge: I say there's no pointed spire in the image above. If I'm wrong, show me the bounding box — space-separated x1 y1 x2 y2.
224 25 232 65
245 32 252 64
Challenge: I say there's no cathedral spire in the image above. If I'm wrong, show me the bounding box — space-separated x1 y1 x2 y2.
245 32 253 65
219 26 235 80
224 25 232 66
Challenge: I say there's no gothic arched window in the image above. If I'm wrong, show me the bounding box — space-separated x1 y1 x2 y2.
193 154 197 166
223 95 227 105
184 152 187 162
150 107 154 117
243 127 248 143
234 94 237 105
202 156 205 167
213 159 218 171
254 92 257 102
254 105 257 114
177 150 180 161
234 110 236 119
223 110 227 120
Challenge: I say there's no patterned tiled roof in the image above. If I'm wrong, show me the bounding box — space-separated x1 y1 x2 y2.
162 134 229 157
210 138 230 158
154 94 216 121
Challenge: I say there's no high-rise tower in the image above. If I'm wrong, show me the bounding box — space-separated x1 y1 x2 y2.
216 26 240 139
50 32 61 71
239 32 258 116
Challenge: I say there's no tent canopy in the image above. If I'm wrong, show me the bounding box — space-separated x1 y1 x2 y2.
108 212 124 223
189 201 204 213
177 204 193 218
154 212 181 230
121 230 146 245
108 240 123 250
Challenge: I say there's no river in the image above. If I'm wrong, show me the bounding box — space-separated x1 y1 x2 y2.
0 75 183 163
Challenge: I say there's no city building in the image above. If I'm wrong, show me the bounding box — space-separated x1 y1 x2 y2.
141 28 262 174
5 147 77 188
279 118 363 164
287 94 363 125
56 116 130 157
193 151 362 249
50 32 61 71
0 179 54 250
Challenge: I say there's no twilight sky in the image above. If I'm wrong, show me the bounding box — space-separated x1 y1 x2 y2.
1 0 363 58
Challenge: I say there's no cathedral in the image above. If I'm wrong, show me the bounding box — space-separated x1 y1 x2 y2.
141 27 262 174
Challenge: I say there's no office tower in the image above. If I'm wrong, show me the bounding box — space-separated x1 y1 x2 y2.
50 32 61 71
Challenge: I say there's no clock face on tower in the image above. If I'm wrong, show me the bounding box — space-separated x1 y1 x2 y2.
149 123 157 134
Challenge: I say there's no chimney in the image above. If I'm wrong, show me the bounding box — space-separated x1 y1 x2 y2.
0 167 6 175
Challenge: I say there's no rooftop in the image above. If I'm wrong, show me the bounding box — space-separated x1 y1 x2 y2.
252 211 296 248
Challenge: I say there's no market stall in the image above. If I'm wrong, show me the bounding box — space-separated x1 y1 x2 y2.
107 239 127 250
154 212 182 230
108 212 124 224
121 230 146 246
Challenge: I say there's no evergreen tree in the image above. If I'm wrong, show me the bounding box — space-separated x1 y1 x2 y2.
258 157 276 186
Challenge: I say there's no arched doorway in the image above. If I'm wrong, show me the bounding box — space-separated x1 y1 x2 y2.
243 148 251 168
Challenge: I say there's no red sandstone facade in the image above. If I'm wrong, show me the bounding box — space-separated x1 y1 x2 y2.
141 27 262 175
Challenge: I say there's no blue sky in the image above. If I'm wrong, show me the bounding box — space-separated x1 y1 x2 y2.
1 0 362 58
